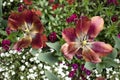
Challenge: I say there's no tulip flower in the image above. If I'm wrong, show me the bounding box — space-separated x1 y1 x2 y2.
8 10 47 50
61 16 113 63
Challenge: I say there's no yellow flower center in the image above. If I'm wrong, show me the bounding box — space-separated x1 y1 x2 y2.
82 40 87 46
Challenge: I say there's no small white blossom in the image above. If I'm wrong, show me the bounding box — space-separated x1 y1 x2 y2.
40 71 44 74
29 69 34 73
20 65 25 71
20 76 24 79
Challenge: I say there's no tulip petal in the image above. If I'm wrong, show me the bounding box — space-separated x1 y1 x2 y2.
88 16 104 39
91 42 113 56
75 16 91 37
61 42 78 60
82 47 101 63
8 12 24 30
31 33 47 49
22 10 44 33
62 28 77 43
13 35 32 50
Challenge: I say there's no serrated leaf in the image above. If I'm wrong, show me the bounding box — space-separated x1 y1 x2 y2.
45 70 59 80
107 48 118 59
103 57 119 68
46 42 61 51
96 63 105 72
84 62 96 70
38 52 59 65
113 36 120 50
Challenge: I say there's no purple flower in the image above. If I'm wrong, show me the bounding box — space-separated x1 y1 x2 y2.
72 63 78 70
117 34 120 38
111 15 118 22
107 0 119 5
48 32 57 42
68 71 75 78
85 69 92 75
6 27 11 35
2 39 11 50
81 64 86 71
66 14 77 23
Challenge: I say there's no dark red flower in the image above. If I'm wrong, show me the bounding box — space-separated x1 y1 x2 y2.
107 0 119 5
48 32 57 42
23 0 32 5
2 39 11 50
8 10 47 49
111 15 118 22
52 4 59 10
6 27 12 35
68 71 75 78
66 14 78 23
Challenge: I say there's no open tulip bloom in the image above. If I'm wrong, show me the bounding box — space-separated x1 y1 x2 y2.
8 10 47 49
61 16 113 63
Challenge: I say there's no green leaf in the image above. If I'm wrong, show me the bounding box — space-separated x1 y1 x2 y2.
7 32 17 42
107 48 118 59
96 63 105 72
84 62 96 70
103 57 119 68
0 0 2 18
37 52 59 65
113 36 120 50
45 70 59 80
46 42 61 51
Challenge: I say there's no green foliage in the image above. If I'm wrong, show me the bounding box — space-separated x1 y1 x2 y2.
45 70 59 80
108 48 118 59
0 0 2 18
113 36 120 50
84 62 96 70
37 52 59 65
31 49 59 65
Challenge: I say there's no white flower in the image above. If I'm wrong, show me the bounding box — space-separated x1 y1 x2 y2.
0 68 4 72
25 62 29 66
33 66 37 70
30 58 34 62
20 65 25 71
1 53 5 57
20 76 24 79
44 66 51 70
22 56 26 59
3 2 7 6
11 71 15 75
38 64 43 68
40 71 44 74
10 0 14 2
65 77 71 80
29 69 34 73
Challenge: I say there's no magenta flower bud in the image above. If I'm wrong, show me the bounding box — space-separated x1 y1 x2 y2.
6 27 11 35
72 63 78 70
117 34 120 38
85 69 92 75
111 15 118 22
48 32 57 42
107 0 119 5
66 14 78 23
2 39 11 50
81 64 86 71
68 71 75 78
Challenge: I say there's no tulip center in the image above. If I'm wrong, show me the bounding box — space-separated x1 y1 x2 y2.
82 40 87 46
